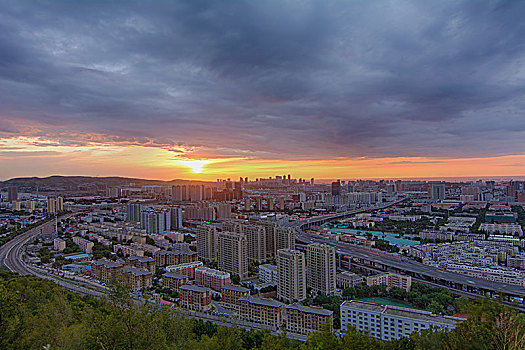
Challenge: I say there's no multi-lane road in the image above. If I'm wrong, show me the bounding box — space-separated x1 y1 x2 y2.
290 200 525 301
0 215 108 297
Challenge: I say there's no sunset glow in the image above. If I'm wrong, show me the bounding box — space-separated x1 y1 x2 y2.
177 159 212 174
1 1 525 182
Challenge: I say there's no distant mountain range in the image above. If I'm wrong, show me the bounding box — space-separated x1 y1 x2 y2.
0 175 209 191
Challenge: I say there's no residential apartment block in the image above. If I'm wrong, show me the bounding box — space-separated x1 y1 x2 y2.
90 260 124 283
126 255 156 273
162 272 188 291
179 284 212 312
336 271 364 289
220 284 250 309
238 296 284 330
277 249 306 303
196 225 217 262
366 272 412 291
195 266 231 290
306 243 336 295
340 301 461 341
121 266 153 291
165 261 203 279
218 231 248 278
154 250 198 267
259 264 278 285
54 238 66 252
72 236 94 254
285 304 333 335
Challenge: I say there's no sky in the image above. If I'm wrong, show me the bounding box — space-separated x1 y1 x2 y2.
1 0 525 181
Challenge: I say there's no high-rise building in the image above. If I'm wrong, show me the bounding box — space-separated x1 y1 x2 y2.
277 249 306 303
26 200 36 212
47 196 63 214
196 225 217 262
256 197 262 211
222 222 267 263
431 183 446 201
233 182 243 200
169 207 183 229
279 197 285 211
7 186 18 202
276 227 295 251
267 197 274 211
13 201 22 211
126 202 143 222
56 196 63 212
506 182 518 200
386 184 395 197
172 185 189 201
331 182 341 196
254 220 278 258
244 197 251 211
216 203 232 220
47 197 56 214
245 224 267 263
218 231 248 278
189 185 203 202
141 210 171 234
306 243 336 295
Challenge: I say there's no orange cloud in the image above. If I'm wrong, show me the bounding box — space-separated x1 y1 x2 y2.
2 136 525 181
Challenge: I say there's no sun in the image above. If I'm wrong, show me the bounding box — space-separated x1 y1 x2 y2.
177 159 212 173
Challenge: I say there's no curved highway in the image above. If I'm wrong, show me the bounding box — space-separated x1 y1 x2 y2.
0 216 107 297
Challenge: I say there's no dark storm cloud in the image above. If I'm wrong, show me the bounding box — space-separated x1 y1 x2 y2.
1 0 525 159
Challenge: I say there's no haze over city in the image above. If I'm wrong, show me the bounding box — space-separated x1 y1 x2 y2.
2 1 525 180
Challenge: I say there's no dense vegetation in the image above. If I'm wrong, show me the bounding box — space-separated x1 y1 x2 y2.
0 271 524 350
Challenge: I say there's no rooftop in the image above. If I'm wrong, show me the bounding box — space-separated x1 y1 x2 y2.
286 304 333 316
384 306 461 325
221 284 250 293
239 296 284 308
180 284 211 293
163 272 188 279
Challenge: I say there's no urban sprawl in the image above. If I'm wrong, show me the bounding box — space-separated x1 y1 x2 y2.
1 176 525 341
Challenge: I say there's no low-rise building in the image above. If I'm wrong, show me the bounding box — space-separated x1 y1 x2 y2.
121 266 153 291
340 301 462 341
54 238 66 252
366 272 411 291
285 304 333 336
90 260 124 283
220 284 250 309
113 244 144 257
154 250 198 267
72 236 94 254
238 296 284 330
165 261 203 279
162 272 188 291
259 264 278 285
336 271 364 289
130 243 161 254
480 223 523 236
195 266 231 291
126 256 156 273
179 284 212 312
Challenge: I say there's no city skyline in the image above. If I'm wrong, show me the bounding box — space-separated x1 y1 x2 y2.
2 1 525 180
